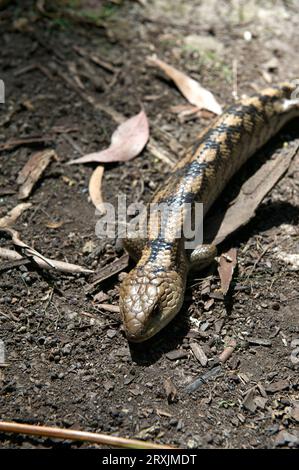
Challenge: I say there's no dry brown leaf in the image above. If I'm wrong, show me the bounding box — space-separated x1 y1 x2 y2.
17 149 57 199
68 110 149 165
204 142 299 246
88 165 106 213
148 56 222 115
0 203 32 228
218 248 237 295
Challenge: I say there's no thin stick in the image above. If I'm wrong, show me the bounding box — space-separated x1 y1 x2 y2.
232 59 238 101
0 247 93 275
0 421 174 450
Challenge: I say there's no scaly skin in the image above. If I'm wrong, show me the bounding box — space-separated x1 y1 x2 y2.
119 82 299 342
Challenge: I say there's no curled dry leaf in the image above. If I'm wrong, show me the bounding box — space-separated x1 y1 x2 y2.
45 220 64 229
88 165 106 214
0 203 32 228
218 248 237 295
148 56 222 115
0 246 93 275
68 109 149 165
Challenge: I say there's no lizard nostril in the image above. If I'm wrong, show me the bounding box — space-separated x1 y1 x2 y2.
152 304 160 317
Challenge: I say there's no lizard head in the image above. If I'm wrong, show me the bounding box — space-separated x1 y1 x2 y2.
119 263 186 342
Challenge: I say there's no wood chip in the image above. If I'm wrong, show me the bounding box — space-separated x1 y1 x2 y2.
248 337 272 347
156 409 173 418
209 291 224 300
165 349 188 361
44 221 64 229
85 254 129 294
93 291 109 303
242 388 257 412
190 342 208 366
274 430 299 447
17 149 57 199
96 304 120 313
254 396 268 409
203 298 214 311
265 379 290 394
163 377 178 403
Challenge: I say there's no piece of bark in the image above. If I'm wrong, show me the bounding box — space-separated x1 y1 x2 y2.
242 388 257 412
190 342 208 366
218 248 237 295
17 149 57 199
85 254 129 294
205 142 299 245
165 349 188 361
163 377 178 403
265 379 290 394
248 337 272 347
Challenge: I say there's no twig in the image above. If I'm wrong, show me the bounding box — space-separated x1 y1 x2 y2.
185 365 222 393
0 136 54 152
0 247 93 275
245 240 276 280
232 59 238 100
96 304 120 313
73 45 116 74
0 421 174 449
14 63 54 80
218 338 237 363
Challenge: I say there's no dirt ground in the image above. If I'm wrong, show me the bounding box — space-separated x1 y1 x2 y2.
0 0 299 449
